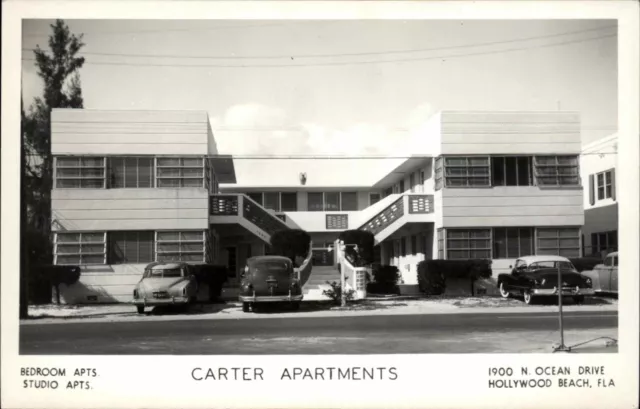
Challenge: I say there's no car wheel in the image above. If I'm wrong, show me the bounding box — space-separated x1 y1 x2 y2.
242 302 251 313
499 282 511 299
573 295 585 304
523 291 536 305
136 306 145 314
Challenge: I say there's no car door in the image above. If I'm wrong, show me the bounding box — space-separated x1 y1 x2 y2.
599 255 613 292
610 254 618 293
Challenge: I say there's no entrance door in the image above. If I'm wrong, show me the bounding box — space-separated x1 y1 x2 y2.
226 246 238 285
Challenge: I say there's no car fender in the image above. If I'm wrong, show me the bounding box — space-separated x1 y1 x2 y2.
580 269 601 291
497 273 516 286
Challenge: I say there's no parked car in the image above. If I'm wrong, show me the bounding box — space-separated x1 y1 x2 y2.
239 256 303 312
497 255 594 305
581 252 618 295
132 261 199 314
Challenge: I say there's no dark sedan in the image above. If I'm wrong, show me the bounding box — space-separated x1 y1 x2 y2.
239 256 303 312
497 255 594 304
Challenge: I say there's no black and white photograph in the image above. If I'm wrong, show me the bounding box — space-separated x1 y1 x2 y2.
2 1 638 408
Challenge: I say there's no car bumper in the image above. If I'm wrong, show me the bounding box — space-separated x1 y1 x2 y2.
532 287 595 296
132 297 190 306
239 292 303 303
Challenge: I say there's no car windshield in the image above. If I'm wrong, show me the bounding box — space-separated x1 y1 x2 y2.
529 261 575 270
250 261 291 278
144 268 183 278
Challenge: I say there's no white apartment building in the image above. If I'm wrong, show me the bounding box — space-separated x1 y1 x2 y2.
580 133 618 257
49 109 585 303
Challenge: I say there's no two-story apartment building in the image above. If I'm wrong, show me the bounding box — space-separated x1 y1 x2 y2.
580 133 618 257
48 109 585 304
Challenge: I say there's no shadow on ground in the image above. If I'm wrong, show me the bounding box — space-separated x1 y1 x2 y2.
246 300 410 314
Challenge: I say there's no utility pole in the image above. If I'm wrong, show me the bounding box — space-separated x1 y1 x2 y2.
553 263 571 353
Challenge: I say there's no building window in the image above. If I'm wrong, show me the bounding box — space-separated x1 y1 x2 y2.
492 227 534 259
108 231 154 264
383 187 393 197
533 156 579 186
401 237 406 257
156 231 205 262
491 156 533 186
325 192 340 210
156 157 204 188
108 157 153 188
369 193 380 206
281 192 297 211
54 232 106 265
399 180 405 193
55 157 106 188
308 192 324 211
341 192 358 211
418 170 425 193
444 156 490 187
446 229 491 259
536 228 580 258
411 235 417 255
437 228 444 259
596 170 614 200
434 157 444 191
409 173 416 193
590 230 617 256
263 192 280 211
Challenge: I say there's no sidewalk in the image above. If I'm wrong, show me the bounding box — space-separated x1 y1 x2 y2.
23 295 618 325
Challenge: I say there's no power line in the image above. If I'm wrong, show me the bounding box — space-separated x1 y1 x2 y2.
21 25 616 60
22 22 290 38
21 33 616 68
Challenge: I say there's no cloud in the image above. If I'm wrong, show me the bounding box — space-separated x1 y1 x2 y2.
211 102 437 157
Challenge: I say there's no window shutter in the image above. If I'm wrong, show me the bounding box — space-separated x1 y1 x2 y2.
610 169 616 201
588 174 595 205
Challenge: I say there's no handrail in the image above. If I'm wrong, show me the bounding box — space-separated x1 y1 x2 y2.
294 241 314 286
359 196 405 236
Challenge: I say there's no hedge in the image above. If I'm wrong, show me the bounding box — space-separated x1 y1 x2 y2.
368 264 400 294
29 265 82 304
192 264 228 302
270 229 311 267
338 230 374 267
570 257 604 273
417 259 492 295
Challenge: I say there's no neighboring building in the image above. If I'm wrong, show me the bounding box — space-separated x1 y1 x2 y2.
580 133 618 257
49 109 585 303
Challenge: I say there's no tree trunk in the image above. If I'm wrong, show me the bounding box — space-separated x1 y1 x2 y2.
54 284 61 305
19 134 29 319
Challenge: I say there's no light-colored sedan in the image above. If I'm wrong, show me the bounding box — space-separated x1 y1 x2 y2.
132 261 199 314
582 252 618 294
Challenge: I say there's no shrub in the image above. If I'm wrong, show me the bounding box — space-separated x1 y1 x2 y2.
570 257 604 273
417 261 446 295
270 229 311 267
192 264 228 302
417 259 492 296
338 230 375 267
368 264 400 294
32 265 81 304
322 279 356 305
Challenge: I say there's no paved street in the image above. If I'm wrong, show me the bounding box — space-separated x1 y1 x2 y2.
20 310 617 354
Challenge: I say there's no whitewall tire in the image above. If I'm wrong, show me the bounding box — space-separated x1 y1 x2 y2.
499 282 511 299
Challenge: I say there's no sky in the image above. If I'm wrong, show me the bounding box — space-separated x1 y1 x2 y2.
21 19 618 185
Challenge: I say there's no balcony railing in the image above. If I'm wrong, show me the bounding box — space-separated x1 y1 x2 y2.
210 195 239 215
408 194 434 214
359 194 434 237
243 198 289 237
326 214 349 230
360 197 405 236
210 194 289 238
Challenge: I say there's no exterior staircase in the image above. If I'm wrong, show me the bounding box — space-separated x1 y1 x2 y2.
302 266 340 300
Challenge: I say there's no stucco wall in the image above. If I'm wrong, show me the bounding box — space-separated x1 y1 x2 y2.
51 109 211 155
52 188 210 231
441 187 584 227
439 111 581 155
